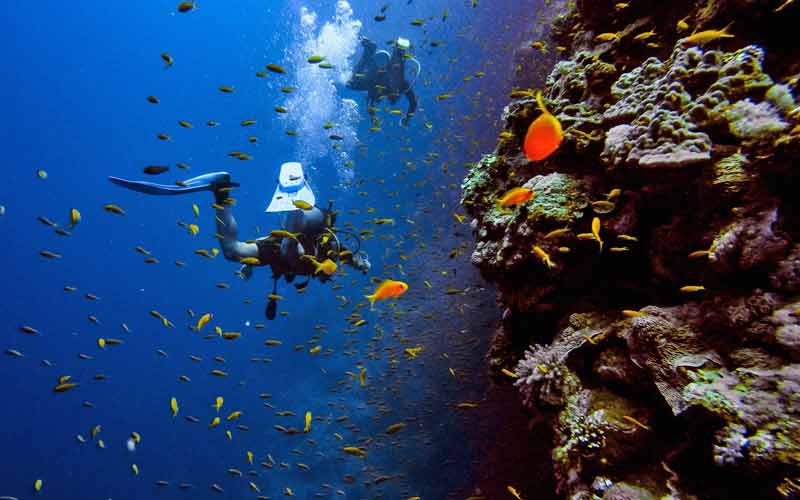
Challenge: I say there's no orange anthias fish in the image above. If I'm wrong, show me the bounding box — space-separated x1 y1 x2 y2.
523 91 563 161
365 279 408 309
497 187 535 207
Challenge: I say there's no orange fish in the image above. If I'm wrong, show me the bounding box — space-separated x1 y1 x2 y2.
497 187 535 207
365 279 408 309
523 91 562 161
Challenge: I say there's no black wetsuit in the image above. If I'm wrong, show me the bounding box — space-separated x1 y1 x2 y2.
348 40 417 123
249 207 350 283
253 234 349 283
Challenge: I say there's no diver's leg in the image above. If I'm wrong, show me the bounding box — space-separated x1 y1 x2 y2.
214 191 259 262
265 278 279 320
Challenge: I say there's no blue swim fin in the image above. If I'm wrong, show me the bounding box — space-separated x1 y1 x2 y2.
108 172 239 195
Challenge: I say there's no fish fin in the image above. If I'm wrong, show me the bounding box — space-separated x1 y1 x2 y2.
722 21 735 33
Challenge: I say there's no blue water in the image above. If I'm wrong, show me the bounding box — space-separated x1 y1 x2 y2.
0 1 542 498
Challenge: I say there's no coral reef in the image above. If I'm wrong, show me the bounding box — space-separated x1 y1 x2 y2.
463 0 800 498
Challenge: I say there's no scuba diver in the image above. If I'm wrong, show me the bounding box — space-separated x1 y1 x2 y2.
109 162 371 320
346 36 420 127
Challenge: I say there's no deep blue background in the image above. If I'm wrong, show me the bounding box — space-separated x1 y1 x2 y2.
0 0 543 498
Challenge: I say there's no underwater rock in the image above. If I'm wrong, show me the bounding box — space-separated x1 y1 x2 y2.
623 307 720 415
602 482 658 500
708 207 788 273
467 172 590 281
772 305 800 361
553 389 653 497
487 310 517 380
592 345 646 387
684 364 800 470
464 0 800 497
770 244 800 293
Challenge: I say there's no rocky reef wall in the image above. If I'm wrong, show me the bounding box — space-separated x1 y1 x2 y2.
463 1 800 498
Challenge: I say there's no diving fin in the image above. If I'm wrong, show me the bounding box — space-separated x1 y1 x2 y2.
108 171 239 195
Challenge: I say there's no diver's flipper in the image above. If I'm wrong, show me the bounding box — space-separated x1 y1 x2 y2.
109 172 239 195
265 299 277 320
265 162 315 213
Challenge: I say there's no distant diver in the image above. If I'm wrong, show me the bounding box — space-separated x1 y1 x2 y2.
346 36 420 127
109 162 371 320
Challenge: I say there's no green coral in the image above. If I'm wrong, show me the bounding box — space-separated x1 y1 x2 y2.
726 99 789 141
460 153 499 213
526 173 591 225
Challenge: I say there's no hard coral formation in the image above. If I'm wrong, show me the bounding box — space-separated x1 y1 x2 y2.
600 44 780 169
464 0 800 497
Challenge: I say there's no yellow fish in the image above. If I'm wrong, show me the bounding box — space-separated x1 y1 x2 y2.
313 259 338 276
385 423 406 434
270 230 299 240
404 346 423 358
532 245 555 269
170 397 178 417
196 313 212 331
226 410 241 421
681 23 734 46
293 200 313 210
592 217 603 253
103 204 125 215
507 485 523 499
213 396 223 412
359 368 367 386
595 32 621 42
304 411 312 433
341 446 367 458
544 227 571 239
209 416 221 428
192 203 199 217
69 208 81 229
246 451 254 464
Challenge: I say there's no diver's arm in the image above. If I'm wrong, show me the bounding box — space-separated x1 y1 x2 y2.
215 201 259 262
403 88 417 125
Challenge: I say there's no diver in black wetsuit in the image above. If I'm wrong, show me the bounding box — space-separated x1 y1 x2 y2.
108 164 371 320
347 36 420 127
